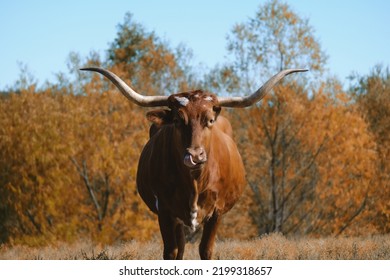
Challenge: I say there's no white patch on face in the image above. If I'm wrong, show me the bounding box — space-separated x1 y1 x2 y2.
175 96 189 106
204 96 213 101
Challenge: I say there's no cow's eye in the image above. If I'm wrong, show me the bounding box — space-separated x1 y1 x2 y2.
208 118 215 126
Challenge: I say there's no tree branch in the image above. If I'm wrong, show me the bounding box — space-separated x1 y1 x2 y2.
25 209 42 234
336 191 368 236
70 157 103 222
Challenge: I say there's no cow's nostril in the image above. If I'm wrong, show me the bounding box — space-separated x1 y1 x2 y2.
198 148 207 162
192 147 206 161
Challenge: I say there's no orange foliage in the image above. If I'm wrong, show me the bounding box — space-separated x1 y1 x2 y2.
0 88 158 245
350 66 390 232
230 82 379 237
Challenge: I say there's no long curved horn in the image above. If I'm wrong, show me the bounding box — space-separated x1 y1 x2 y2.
80 67 169 107
218 69 308 108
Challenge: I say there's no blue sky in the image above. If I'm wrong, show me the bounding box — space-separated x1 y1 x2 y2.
1 0 389 89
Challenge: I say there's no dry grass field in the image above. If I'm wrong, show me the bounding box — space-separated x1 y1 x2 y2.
1 233 389 260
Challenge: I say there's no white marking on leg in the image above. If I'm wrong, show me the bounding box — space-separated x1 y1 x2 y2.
190 207 198 232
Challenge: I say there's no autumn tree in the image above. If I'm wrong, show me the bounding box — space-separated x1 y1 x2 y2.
349 65 390 233
229 82 378 237
0 86 162 245
65 87 159 243
0 89 81 245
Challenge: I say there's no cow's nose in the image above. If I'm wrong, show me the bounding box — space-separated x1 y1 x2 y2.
184 147 207 168
189 147 207 162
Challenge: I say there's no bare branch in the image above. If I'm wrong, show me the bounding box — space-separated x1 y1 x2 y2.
70 157 103 222
336 191 369 236
25 209 42 234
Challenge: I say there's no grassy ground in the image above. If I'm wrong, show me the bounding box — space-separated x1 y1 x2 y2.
1 233 389 260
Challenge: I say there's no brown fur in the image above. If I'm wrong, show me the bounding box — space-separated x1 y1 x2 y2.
136 90 246 260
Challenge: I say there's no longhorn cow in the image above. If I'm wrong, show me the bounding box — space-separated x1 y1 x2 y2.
81 67 307 259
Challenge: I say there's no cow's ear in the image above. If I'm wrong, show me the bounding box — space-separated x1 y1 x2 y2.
146 109 173 127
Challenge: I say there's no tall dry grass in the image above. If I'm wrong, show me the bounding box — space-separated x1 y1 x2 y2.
1 233 389 260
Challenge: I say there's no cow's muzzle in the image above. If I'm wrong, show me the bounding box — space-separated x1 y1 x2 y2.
184 147 207 168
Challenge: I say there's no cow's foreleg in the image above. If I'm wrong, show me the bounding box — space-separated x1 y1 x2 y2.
175 222 186 259
158 206 186 260
199 210 220 260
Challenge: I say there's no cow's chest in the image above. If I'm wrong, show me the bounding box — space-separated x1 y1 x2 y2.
156 180 216 231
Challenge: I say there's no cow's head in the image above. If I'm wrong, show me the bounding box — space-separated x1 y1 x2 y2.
146 90 221 169
80 67 307 169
